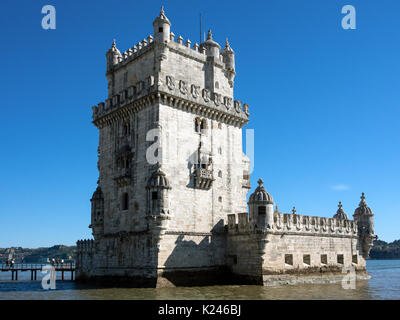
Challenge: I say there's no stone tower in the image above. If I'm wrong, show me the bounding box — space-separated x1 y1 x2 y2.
79 7 251 286
77 7 376 287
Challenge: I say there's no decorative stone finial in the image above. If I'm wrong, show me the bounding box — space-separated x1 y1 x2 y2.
153 5 171 26
360 192 366 203
207 30 213 40
112 39 116 48
274 205 279 214
292 207 296 215
338 201 343 210
257 178 264 187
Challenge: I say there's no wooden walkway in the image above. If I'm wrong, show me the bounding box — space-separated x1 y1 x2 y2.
0 263 75 281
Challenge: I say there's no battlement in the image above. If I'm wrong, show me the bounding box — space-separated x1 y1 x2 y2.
227 212 358 237
76 239 94 254
109 35 155 72
107 32 229 76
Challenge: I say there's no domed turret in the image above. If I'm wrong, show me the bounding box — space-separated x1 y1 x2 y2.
91 186 104 201
353 192 375 234
146 164 171 233
200 30 221 58
153 6 171 43
354 193 373 217
90 186 104 237
248 179 274 229
106 39 122 72
333 201 348 220
249 178 274 204
147 165 171 189
353 193 377 258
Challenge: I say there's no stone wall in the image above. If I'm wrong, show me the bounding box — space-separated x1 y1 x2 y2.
227 212 367 285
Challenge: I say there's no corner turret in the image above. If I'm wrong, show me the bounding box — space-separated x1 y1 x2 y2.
106 39 122 72
221 38 236 87
153 6 171 43
248 178 274 229
353 193 377 258
200 30 221 58
90 186 104 237
146 164 171 234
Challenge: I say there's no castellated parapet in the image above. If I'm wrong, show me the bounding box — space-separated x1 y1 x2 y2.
77 7 376 287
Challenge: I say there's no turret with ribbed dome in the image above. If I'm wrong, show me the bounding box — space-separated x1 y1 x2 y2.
333 201 348 220
353 193 377 258
249 178 274 204
147 164 171 190
248 179 274 229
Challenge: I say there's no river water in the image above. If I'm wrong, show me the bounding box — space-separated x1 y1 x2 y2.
0 260 399 300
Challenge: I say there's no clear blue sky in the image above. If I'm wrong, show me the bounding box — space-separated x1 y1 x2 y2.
0 0 399 247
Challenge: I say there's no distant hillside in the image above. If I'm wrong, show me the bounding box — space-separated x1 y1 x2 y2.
370 240 400 260
0 245 76 263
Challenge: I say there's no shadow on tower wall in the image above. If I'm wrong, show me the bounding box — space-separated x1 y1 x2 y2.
159 219 234 287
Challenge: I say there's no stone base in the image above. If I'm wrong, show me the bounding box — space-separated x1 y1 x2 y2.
262 269 371 287
76 267 371 288
76 266 233 288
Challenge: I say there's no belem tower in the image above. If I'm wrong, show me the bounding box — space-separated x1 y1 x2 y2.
76 7 377 287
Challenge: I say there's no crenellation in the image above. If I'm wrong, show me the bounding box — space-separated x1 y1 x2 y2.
177 35 183 45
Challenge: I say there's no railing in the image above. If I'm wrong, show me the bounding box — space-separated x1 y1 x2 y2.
0 263 76 281
0 263 75 270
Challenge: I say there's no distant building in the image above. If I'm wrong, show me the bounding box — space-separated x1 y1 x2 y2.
76 7 377 287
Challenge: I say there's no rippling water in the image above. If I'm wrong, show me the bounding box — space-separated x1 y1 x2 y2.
0 260 399 300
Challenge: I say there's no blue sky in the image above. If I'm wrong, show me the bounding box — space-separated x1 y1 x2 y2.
0 0 399 247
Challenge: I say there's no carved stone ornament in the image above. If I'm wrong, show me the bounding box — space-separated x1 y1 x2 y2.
224 96 232 109
166 75 175 90
214 93 221 106
234 100 241 113
202 88 210 102
191 84 200 99
179 80 188 95
243 103 249 116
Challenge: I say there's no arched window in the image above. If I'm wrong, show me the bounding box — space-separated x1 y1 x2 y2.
215 81 219 89
121 192 129 210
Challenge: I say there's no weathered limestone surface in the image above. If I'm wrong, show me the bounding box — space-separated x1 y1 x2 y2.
76 7 376 287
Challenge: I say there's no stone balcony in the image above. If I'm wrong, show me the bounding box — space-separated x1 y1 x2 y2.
114 168 131 187
194 167 214 190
